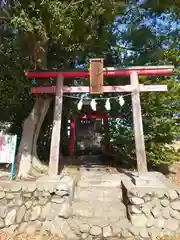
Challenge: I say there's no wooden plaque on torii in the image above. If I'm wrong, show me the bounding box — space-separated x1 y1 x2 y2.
90 58 104 94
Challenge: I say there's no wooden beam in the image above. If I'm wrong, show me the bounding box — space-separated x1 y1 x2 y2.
48 74 64 176
26 65 174 78
31 84 167 94
130 71 148 176
90 58 104 94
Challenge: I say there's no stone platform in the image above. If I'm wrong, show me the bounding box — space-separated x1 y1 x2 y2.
0 170 179 239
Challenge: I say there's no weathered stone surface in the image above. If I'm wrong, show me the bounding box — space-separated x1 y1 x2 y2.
39 197 49 205
146 216 155 228
166 190 178 201
22 182 36 192
143 195 152 202
16 205 26 223
26 221 41 234
155 191 165 199
0 218 4 228
56 183 69 192
103 225 112 238
18 222 28 233
30 206 41 220
148 227 162 240
170 209 180 220
151 206 161 218
46 203 59 221
165 218 179 231
128 226 140 236
54 217 79 239
42 191 51 197
32 200 38 206
24 210 31 222
56 190 68 197
171 201 180 211
23 193 31 198
51 196 65 204
40 202 51 220
156 218 165 228
162 207 170 219
67 218 80 235
130 197 144 205
121 228 132 238
130 214 147 227
0 206 8 218
5 209 16 226
0 192 5 199
79 223 90 233
25 201 32 209
6 193 14 199
160 198 169 207
58 202 71 219
139 228 149 238
81 233 89 239
3 183 22 192
130 205 142 214
90 226 102 236
42 221 52 232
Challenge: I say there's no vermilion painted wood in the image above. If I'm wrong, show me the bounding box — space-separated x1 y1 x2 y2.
30 84 168 94
79 114 128 119
26 68 173 79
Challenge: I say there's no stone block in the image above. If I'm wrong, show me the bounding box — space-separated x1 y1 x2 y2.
166 190 178 201
30 206 41 221
171 201 180 211
0 206 8 218
103 225 112 238
22 182 36 192
0 192 5 199
16 205 26 223
79 223 90 233
40 202 51 220
151 206 161 218
170 209 180 220
130 214 148 227
90 226 102 236
5 209 16 226
164 218 179 232
3 182 22 192
130 197 144 205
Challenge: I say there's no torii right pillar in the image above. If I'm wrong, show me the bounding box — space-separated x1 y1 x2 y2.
130 71 148 178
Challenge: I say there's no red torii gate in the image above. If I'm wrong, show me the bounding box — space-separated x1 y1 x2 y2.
26 60 174 177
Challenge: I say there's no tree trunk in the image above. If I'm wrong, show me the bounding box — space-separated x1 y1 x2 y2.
17 97 52 178
17 36 50 178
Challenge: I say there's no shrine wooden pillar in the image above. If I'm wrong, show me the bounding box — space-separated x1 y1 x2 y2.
130 71 148 176
68 119 75 157
49 74 64 175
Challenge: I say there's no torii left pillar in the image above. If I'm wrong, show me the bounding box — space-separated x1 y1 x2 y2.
49 74 64 175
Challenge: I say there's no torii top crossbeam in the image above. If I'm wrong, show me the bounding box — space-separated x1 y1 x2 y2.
26 65 174 79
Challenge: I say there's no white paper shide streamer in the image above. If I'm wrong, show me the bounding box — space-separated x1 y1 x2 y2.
77 96 83 110
118 96 125 107
105 98 111 111
90 99 97 111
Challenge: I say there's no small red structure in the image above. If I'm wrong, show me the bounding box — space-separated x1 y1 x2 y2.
26 60 174 176
68 114 128 157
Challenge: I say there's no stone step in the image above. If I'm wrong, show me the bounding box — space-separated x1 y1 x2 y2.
68 216 131 229
75 186 122 201
72 199 126 219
